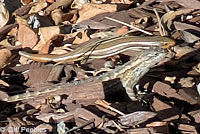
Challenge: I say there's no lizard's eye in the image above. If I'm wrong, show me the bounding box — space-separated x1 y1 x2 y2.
161 42 170 49
163 42 168 46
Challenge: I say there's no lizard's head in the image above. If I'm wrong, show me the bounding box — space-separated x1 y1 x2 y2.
159 37 176 49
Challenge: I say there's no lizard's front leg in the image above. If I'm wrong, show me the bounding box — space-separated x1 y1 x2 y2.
118 48 172 100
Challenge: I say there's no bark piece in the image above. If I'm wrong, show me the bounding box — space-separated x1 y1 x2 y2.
36 111 74 123
152 96 180 121
174 21 200 32
103 111 157 128
177 88 200 105
4 64 30 73
47 65 64 82
153 81 199 105
14 2 34 16
126 128 154 134
0 24 18 37
0 90 9 99
188 109 200 124
146 121 169 134
23 79 124 106
178 124 198 134
74 108 102 127
32 124 53 134
26 63 53 86
157 0 200 9
153 81 184 100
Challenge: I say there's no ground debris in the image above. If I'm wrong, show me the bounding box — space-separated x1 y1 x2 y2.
0 0 200 133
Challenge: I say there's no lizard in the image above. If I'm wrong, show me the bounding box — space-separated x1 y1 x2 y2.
18 35 175 63
1 47 172 102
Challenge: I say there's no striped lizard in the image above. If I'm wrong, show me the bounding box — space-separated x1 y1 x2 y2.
19 35 175 63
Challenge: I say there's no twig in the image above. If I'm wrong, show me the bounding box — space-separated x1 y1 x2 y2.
65 119 95 133
153 8 167 36
105 17 152 35
111 120 125 132
95 100 125 116
1 70 30 78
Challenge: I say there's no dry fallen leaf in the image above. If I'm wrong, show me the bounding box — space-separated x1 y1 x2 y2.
77 18 114 30
44 0 73 15
21 0 33 5
70 30 90 44
17 24 38 48
8 27 18 36
62 10 79 24
16 16 29 26
51 8 63 25
33 26 60 52
50 48 69 55
178 30 200 43
178 77 195 88
39 26 60 42
134 17 149 28
47 0 55 3
146 121 168 127
92 0 132 4
161 9 193 30
165 76 176 84
28 2 48 14
0 3 9 29
39 39 52 54
157 0 200 9
173 46 195 58
77 3 118 23
0 48 12 69
0 38 12 47
117 26 129 35
71 0 88 10
0 79 9 87
174 21 200 32
173 22 200 43
39 34 69 54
